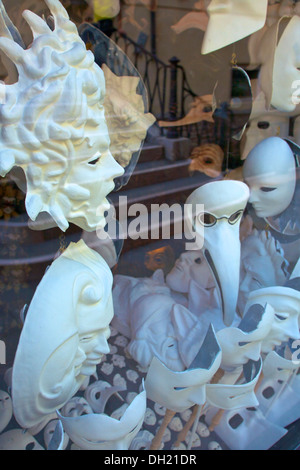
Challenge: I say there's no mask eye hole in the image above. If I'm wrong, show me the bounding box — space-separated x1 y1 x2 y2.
228 210 243 225
238 342 250 347
194 257 202 264
88 155 101 165
260 187 276 193
198 212 217 227
275 314 288 321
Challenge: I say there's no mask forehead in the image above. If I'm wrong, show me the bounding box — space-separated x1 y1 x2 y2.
188 180 249 217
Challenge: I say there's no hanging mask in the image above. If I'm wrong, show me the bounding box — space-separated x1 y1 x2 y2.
0 0 154 231
78 22 156 191
258 15 300 112
213 66 253 143
202 0 268 55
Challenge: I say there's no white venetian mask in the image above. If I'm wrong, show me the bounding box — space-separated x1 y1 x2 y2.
259 16 300 112
166 250 214 294
206 359 262 410
243 137 296 219
57 387 146 450
144 325 222 413
217 303 274 369
12 240 114 429
245 286 300 354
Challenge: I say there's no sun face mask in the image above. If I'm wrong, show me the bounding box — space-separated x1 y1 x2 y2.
201 0 268 55
243 137 296 220
12 240 114 429
144 325 222 413
217 303 274 369
245 286 300 354
57 386 146 450
186 180 250 326
0 0 155 232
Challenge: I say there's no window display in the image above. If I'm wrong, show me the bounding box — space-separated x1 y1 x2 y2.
0 0 299 453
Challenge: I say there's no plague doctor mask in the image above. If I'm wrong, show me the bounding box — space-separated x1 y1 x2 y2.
186 180 250 326
12 240 114 429
144 325 222 413
57 386 146 450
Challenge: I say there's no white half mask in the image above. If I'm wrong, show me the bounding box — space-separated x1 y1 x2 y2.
206 359 262 410
0 390 13 434
202 0 268 54
259 16 300 112
166 250 214 294
243 137 296 219
144 325 222 413
12 240 114 429
263 349 300 382
186 181 250 326
245 286 300 354
57 387 146 450
217 303 274 369
0 0 125 232
0 429 44 450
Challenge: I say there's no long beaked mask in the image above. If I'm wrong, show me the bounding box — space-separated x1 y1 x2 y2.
186 181 250 326
144 325 222 413
57 386 146 450
12 240 114 429
0 0 125 232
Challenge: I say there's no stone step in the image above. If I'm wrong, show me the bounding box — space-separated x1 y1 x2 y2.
110 172 211 211
121 159 191 191
138 144 165 163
